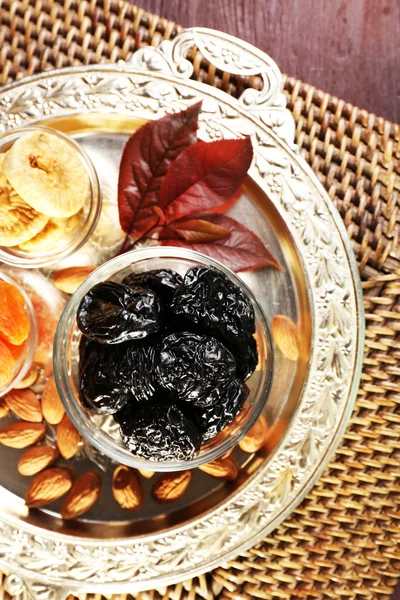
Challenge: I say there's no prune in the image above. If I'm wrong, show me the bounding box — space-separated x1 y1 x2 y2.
118 403 201 461
122 269 183 304
226 336 258 380
194 379 249 441
77 281 161 344
123 269 186 337
113 397 139 425
80 337 159 412
157 332 236 407
127 341 158 403
79 343 132 414
78 335 99 374
172 266 255 343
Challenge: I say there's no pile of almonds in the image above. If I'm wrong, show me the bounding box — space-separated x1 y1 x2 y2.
0 265 299 520
0 377 270 518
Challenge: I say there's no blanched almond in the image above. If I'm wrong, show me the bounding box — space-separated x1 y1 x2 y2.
198 457 238 481
25 467 73 508
61 471 102 519
272 315 300 361
239 415 269 453
5 389 42 422
112 466 143 512
53 266 96 294
0 421 45 448
18 445 59 476
42 376 65 425
152 471 192 504
57 414 81 459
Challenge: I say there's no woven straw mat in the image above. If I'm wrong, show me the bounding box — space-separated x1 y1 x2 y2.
0 1 399 599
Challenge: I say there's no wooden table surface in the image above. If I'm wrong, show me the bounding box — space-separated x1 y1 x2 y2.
137 0 400 124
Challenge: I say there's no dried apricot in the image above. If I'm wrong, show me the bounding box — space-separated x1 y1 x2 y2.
0 339 15 387
4 340 25 362
0 281 30 345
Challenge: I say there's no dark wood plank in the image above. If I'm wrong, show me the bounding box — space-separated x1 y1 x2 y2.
136 0 400 123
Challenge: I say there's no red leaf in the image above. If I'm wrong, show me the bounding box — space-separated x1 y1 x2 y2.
153 206 166 225
160 137 253 220
159 214 282 272
118 101 202 236
170 217 231 243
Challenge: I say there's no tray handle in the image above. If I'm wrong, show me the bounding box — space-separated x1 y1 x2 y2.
127 27 296 147
3 572 69 600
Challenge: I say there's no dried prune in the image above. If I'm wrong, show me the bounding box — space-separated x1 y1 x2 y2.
122 269 183 304
123 269 186 337
77 281 161 344
79 337 158 412
172 266 255 343
78 335 100 374
79 344 132 414
127 341 158 403
194 379 249 441
118 403 201 461
226 336 258 380
157 332 236 407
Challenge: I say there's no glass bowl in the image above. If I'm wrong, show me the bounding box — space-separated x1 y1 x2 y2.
53 247 273 471
0 272 38 396
0 126 102 268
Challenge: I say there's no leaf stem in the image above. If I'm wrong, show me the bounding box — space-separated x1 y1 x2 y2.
115 221 160 257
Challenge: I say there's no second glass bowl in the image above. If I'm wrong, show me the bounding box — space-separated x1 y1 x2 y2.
0 126 102 268
53 247 273 471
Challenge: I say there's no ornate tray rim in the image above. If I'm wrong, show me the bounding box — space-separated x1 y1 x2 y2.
0 28 364 598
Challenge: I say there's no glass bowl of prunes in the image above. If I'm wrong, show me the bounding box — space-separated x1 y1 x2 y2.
54 247 273 471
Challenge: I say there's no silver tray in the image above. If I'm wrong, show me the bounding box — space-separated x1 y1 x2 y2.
0 28 364 599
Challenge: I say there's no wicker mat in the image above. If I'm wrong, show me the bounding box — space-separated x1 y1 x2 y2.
0 1 399 599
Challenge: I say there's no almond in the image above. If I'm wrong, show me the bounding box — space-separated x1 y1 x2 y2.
198 457 239 481
0 421 45 448
57 414 81 459
152 471 192 504
138 469 155 479
53 266 97 294
239 415 269 454
112 465 143 512
61 471 102 520
272 315 300 361
18 445 59 476
0 397 9 419
221 448 234 459
25 467 73 508
13 364 40 389
5 389 42 423
42 376 65 425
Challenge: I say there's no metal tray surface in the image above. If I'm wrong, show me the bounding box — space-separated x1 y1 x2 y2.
0 28 364 598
